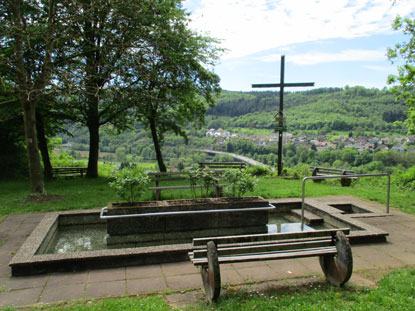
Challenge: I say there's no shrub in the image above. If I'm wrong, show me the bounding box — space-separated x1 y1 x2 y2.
395 166 415 190
223 168 257 198
109 166 150 202
188 168 216 198
246 165 272 176
283 164 311 179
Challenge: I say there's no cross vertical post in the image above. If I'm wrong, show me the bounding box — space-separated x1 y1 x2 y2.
252 55 314 176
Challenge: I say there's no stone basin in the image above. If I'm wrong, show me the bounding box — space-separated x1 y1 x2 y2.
104 197 272 246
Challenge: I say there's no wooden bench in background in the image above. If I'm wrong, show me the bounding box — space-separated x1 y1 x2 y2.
189 228 353 302
311 166 355 187
148 171 226 201
52 167 87 178
199 162 246 170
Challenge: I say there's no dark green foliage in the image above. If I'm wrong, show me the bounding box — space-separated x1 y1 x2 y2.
395 166 415 190
207 87 406 134
0 81 27 179
246 165 272 176
388 16 415 134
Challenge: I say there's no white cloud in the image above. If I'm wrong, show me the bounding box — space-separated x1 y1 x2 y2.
183 0 415 60
363 65 392 72
277 49 387 65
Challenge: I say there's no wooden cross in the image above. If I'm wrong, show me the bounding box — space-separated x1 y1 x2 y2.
252 55 314 176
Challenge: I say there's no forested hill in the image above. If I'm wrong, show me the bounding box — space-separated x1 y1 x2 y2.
207 87 407 133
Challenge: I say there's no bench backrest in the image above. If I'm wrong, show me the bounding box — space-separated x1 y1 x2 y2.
311 167 354 175
52 167 86 174
199 162 246 169
192 228 350 247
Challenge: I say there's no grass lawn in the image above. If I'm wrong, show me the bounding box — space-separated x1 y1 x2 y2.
0 175 414 216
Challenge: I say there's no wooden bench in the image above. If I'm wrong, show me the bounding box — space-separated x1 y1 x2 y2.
189 228 352 302
311 167 355 187
52 167 87 178
199 162 246 170
148 171 226 201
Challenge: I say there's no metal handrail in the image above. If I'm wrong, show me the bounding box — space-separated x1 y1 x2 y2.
301 173 391 230
100 203 276 219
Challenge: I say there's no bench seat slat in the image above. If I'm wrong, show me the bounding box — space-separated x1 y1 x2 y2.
191 246 338 266
192 238 333 259
192 228 350 246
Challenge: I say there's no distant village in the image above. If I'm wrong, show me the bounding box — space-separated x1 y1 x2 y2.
206 128 415 153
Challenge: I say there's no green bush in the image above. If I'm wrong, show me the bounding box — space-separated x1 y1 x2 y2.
246 165 272 176
395 166 415 190
188 168 216 198
50 151 86 168
109 166 150 202
223 168 257 198
283 164 311 179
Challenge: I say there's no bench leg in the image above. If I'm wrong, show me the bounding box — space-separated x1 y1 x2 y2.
340 178 351 187
201 241 221 302
155 190 161 201
319 231 353 286
214 185 223 198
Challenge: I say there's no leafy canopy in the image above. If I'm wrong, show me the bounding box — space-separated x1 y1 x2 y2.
388 15 415 134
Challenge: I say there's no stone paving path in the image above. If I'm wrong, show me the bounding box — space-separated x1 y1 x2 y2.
1 196 415 308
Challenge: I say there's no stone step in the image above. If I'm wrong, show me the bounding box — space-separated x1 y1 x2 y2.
291 209 324 225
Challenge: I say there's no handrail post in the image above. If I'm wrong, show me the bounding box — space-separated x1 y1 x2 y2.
301 177 307 231
387 174 390 214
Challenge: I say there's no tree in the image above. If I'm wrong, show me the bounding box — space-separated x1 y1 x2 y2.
388 15 415 134
0 0 71 195
128 6 221 172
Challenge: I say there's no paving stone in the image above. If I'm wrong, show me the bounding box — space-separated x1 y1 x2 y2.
234 264 279 283
3 214 28 224
232 260 268 269
127 277 167 295
348 273 377 288
353 245 404 269
88 267 125 283
13 223 37 237
220 266 244 285
161 261 199 276
265 258 312 279
296 257 324 275
85 280 126 298
126 264 163 279
0 250 14 265
0 277 10 288
40 283 85 303
0 287 42 307
352 254 378 271
7 275 48 290
22 213 46 224
165 273 203 290
48 271 88 286
0 264 11 278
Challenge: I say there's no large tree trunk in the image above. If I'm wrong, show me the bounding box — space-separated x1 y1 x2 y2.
36 112 53 180
149 117 167 172
23 100 46 195
87 120 100 178
12 0 46 195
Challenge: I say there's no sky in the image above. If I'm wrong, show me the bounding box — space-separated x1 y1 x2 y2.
182 0 415 92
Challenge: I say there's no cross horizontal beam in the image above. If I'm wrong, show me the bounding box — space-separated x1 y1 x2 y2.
252 82 315 88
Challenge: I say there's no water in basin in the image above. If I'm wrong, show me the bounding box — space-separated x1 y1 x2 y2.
44 213 333 254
